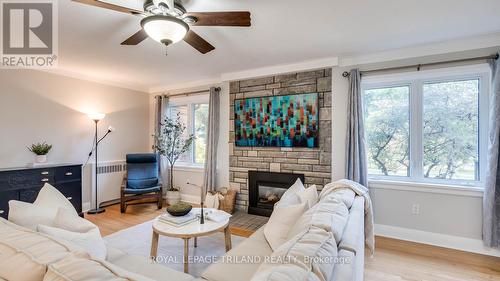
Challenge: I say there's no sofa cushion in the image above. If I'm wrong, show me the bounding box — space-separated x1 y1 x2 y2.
111 255 195 281
251 264 321 281
202 227 272 281
35 183 79 216
262 227 337 281
286 197 349 243
331 250 356 281
0 218 88 281
43 254 157 281
38 225 106 260
338 197 365 255
264 202 306 250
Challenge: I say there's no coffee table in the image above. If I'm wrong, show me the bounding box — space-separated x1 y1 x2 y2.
150 216 232 273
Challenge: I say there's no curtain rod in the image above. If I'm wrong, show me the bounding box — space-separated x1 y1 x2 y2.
156 87 221 98
342 53 499 78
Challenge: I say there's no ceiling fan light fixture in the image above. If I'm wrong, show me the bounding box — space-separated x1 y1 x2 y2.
140 15 189 45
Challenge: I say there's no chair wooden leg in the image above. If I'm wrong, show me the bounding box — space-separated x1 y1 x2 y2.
120 198 126 213
157 192 163 209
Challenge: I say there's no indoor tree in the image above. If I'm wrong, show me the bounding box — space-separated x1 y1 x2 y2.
153 112 195 191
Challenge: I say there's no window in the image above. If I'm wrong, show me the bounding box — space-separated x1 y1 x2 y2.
362 66 489 186
169 96 209 166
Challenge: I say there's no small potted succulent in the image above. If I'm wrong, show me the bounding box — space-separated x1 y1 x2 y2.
28 142 53 163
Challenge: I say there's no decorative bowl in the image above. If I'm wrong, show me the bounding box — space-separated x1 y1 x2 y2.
166 202 193 217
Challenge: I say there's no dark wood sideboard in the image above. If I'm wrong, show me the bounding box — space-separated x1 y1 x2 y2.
0 164 82 219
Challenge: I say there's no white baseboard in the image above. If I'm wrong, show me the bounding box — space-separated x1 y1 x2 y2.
82 202 91 213
375 223 500 257
181 194 201 204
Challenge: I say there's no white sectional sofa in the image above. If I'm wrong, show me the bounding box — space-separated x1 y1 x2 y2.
0 187 365 281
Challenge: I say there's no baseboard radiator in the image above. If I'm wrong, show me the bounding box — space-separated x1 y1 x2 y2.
87 160 127 208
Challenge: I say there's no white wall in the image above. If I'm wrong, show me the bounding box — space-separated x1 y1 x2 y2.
0 70 150 205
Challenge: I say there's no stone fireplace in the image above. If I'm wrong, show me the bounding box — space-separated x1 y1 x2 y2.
248 171 304 217
229 68 332 211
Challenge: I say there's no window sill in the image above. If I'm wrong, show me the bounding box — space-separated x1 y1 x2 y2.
368 179 484 198
173 165 205 173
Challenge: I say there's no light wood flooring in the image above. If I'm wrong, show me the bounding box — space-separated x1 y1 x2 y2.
86 203 500 281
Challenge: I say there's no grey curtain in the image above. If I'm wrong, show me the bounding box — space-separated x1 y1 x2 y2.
155 95 169 196
483 56 500 248
345 69 368 187
202 87 221 200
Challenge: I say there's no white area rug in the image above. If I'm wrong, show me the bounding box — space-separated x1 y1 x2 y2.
104 220 246 277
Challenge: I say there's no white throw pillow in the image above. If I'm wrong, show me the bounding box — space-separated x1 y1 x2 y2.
8 200 55 230
276 178 305 207
298 185 319 209
35 183 78 216
38 225 106 260
264 202 306 251
8 183 78 230
54 208 98 233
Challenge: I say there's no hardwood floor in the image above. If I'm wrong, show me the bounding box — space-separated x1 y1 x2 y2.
88 203 500 281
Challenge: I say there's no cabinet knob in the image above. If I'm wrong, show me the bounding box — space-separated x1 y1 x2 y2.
41 178 49 182
41 171 49 175
0 210 4 214
66 197 73 201
65 172 73 176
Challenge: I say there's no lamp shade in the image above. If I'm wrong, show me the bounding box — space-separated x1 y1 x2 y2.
141 15 189 45
88 113 105 121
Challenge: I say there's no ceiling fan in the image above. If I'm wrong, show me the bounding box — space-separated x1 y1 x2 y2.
72 0 251 54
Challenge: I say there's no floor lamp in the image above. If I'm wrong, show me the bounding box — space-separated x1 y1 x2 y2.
87 113 108 215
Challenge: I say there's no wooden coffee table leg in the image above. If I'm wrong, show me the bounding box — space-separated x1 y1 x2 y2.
194 237 198 248
224 226 232 252
150 231 159 258
183 238 189 273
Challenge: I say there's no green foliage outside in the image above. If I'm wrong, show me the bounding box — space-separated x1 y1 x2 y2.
194 104 209 164
363 79 479 181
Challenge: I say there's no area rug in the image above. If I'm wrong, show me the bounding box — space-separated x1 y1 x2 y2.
104 220 246 277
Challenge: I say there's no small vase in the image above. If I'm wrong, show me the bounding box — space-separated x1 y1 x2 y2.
35 155 47 163
166 191 181 205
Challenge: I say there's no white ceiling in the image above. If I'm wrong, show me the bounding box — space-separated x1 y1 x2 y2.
57 0 500 92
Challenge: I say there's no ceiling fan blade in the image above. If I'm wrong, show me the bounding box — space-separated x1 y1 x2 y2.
121 29 148 45
183 30 215 54
72 0 143 15
184 12 251 27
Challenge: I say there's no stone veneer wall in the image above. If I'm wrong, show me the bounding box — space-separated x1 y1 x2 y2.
229 68 332 211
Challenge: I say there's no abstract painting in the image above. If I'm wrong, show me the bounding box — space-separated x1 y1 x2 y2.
234 93 319 148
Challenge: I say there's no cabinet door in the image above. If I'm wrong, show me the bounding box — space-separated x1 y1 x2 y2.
0 190 19 219
19 187 42 203
57 181 82 213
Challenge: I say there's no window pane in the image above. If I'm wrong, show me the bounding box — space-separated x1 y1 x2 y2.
364 86 410 177
170 105 191 163
194 104 209 164
423 79 479 181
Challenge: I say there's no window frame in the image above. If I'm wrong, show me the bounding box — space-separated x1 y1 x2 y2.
167 94 209 168
361 64 490 188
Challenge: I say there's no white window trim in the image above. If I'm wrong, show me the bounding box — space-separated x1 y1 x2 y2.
168 94 209 168
362 64 491 189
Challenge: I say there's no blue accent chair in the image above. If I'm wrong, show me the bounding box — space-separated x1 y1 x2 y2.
120 153 163 213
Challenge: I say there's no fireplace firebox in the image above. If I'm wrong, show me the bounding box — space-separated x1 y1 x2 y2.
248 171 305 217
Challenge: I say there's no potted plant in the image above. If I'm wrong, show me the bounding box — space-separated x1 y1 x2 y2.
28 142 53 163
153 112 195 205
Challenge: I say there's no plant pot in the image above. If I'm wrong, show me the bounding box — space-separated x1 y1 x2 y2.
35 155 47 163
166 190 181 205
